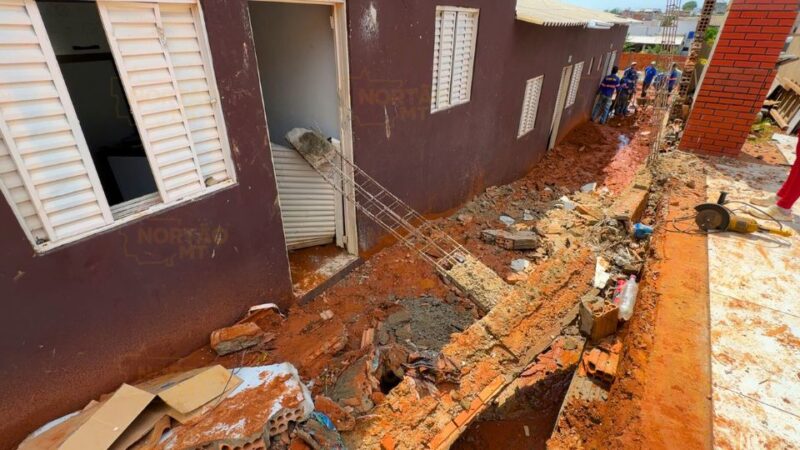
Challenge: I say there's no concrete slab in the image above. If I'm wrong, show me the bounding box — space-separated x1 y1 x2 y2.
706 162 800 449
771 133 796 165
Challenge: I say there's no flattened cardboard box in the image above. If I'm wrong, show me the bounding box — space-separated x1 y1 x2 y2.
23 365 241 450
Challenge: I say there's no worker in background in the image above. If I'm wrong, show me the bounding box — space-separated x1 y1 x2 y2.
614 67 637 118
667 63 681 92
751 136 800 221
642 61 658 97
591 66 620 125
623 62 640 111
622 61 639 83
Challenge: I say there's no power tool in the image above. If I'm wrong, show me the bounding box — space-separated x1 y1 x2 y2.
694 192 793 238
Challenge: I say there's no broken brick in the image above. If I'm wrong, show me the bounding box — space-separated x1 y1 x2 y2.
210 322 265 356
313 395 355 431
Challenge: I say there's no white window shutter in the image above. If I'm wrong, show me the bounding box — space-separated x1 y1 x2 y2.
0 0 113 244
565 61 583 108
450 10 477 105
517 75 543 138
430 7 478 113
160 4 232 185
98 1 206 203
432 9 456 112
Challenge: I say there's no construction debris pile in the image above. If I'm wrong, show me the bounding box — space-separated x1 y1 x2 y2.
17 116 658 450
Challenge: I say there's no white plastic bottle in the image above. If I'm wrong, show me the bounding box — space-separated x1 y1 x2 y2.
618 275 639 321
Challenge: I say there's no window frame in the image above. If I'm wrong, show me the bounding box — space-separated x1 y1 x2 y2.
0 0 237 253
517 75 543 139
565 61 584 108
430 5 479 114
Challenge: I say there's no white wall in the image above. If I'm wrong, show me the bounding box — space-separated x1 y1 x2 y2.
250 2 341 144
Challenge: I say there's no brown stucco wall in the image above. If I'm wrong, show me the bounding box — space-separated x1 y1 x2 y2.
0 1 293 445
345 0 627 248
0 0 625 445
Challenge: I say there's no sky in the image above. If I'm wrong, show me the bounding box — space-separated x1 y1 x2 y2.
563 0 669 10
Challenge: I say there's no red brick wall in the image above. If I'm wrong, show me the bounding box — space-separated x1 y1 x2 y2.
619 52 687 71
679 0 799 156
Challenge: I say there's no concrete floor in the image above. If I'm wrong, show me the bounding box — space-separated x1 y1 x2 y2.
706 158 800 449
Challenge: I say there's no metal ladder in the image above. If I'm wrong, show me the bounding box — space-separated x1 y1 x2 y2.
292 138 471 273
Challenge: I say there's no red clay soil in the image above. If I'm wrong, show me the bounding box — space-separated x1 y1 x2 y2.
548 151 714 449
132 114 656 450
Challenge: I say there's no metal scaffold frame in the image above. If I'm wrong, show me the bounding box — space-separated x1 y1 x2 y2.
305 144 470 273
670 0 717 120
648 0 682 165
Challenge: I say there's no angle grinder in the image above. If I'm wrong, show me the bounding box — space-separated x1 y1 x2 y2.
695 192 793 237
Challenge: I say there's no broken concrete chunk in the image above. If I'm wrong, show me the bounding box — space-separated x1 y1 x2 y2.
446 255 514 312
286 128 336 174
331 356 375 414
457 213 474 224
558 196 577 211
320 310 334 321
575 203 603 220
523 210 534 221
210 322 265 356
481 229 539 250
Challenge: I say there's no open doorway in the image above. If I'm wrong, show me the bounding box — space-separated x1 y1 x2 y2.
249 0 358 297
37 1 159 213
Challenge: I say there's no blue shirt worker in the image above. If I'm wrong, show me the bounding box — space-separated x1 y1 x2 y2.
622 62 639 84
668 63 681 92
615 75 636 117
642 61 658 96
592 66 620 125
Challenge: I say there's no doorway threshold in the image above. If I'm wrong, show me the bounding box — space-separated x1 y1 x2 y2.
289 244 360 299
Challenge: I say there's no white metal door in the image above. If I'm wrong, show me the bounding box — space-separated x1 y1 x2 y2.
548 64 572 150
271 143 337 250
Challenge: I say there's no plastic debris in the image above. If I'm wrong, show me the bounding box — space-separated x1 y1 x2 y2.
633 223 654 239
558 196 577 211
499 215 516 226
592 257 612 289
510 259 531 273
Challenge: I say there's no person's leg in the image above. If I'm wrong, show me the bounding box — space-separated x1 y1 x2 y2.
777 143 800 199
591 95 603 122
600 97 612 124
777 156 800 210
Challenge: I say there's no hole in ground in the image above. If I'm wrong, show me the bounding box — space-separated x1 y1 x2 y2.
380 371 404 394
452 334 584 450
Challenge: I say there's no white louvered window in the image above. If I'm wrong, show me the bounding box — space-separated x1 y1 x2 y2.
517 75 543 138
0 0 234 250
430 6 479 113
565 61 583 108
